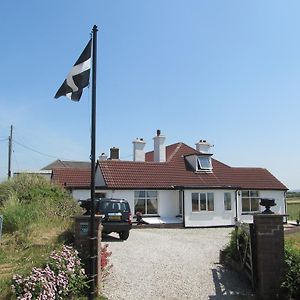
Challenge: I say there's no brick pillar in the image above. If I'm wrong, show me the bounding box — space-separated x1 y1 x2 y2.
253 214 285 299
73 215 102 293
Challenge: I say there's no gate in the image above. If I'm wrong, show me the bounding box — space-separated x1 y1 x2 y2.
235 221 256 289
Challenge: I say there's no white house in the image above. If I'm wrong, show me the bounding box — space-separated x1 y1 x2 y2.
51 131 287 227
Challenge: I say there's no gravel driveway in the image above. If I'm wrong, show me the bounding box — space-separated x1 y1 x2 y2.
102 228 255 300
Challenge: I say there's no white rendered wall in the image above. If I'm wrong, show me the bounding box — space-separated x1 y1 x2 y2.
72 189 90 200
153 135 166 162
71 188 286 227
184 190 236 227
238 190 286 223
157 190 179 217
95 165 106 186
100 190 135 212
132 139 146 162
100 189 179 217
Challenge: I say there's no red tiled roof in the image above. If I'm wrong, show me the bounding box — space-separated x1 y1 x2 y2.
99 143 287 190
51 143 287 190
52 168 91 188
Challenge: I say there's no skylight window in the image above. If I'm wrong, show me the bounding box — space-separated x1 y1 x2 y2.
197 156 212 171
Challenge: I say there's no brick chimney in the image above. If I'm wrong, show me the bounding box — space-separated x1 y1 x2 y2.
110 147 120 160
132 138 146 162
153 130 166 162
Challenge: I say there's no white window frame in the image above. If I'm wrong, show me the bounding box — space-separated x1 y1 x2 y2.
197 156 212 171
179 195 182 215
224 192 232 211
134 190 158 215
192 192 214 212
241 190 260 213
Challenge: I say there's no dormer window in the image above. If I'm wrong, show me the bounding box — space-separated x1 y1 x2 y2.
197 156 212 171
184 154 213 172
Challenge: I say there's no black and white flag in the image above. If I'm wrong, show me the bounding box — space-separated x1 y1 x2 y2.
55 39 91 101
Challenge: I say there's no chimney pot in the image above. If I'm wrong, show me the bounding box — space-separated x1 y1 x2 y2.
157 129 161 136
98 153 108 161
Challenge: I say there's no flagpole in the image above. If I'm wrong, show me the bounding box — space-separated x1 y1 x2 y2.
89 24 98 300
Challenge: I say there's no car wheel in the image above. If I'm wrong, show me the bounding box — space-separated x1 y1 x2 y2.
119 231 129 240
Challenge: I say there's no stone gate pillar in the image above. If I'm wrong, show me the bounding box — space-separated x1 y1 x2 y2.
73 215 102 295
253 214 285 299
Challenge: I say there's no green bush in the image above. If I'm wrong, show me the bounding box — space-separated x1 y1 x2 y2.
0 174 84 299
223 227 300 299
0 174 82 235
221 227 249 264
1 193 38 233
281 241 300 299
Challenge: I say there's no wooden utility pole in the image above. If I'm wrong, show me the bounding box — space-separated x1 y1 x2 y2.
8 125 13 179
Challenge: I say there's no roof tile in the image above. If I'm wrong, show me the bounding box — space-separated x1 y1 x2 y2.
51 143 287 190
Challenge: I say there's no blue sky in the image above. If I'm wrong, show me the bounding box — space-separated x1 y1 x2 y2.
0 1 299 190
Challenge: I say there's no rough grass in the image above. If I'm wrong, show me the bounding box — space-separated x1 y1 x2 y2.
285 231 300 249
0 174 83 299
287 199 300 221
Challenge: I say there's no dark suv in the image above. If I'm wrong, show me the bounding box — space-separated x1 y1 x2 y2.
79 198 132 240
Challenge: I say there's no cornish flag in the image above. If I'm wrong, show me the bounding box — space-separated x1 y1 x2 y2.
55 39 91 101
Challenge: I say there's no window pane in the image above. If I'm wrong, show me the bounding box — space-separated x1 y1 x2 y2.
200 193 206 201
242 198 250 212
224 192 231 210
192 193 198 201
121 202 128 211
251 198 259 211
207 193 214 211
250 191 259 198
192 198 199 212
99 201 110 211
200 199 206 210
135 191 145 198
147 191 157 198
242 191 249 197
198 157 212 169
147 199 158 214
135 199 145 214
111 202 121 211
200 193 206 211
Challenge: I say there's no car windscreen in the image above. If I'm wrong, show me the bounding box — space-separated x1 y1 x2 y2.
98 201 129 212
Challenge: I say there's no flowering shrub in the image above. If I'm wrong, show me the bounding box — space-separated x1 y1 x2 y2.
101 244 112 278
280 241 300 299
12 246 87 299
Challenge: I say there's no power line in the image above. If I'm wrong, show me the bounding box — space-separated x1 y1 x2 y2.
13 139 61 159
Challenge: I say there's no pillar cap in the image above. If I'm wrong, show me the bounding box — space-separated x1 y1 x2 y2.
253 213 288 218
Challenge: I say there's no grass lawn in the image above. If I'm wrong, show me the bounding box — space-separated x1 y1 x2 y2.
285 230 300 249
286 198 300 221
